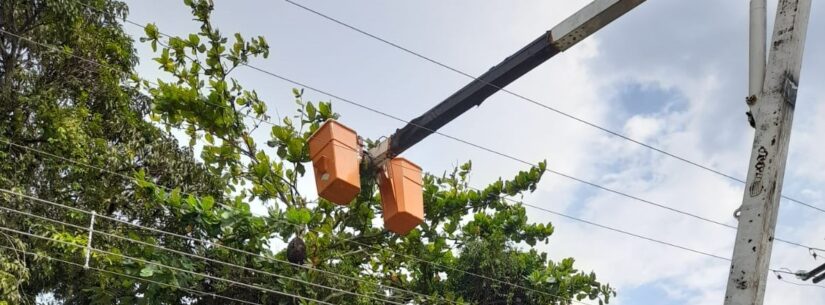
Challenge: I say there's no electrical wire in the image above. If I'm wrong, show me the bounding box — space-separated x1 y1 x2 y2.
3 187 818 305
0 244 263 305
0 187 707 305
281 0 825 215
5 138 821 304
2 119 820 257
0 225 339 305
56 0 825 246
238 63 825 253
6 4 825 301
61 12 825 229
0 189 456 305
0 28 272 126
0 205 408 305
0 218 811 305
4 23 820 253
494 193 731 261
0 189 599 305
4 17 824 300
0 27 652 296
777 277 825 289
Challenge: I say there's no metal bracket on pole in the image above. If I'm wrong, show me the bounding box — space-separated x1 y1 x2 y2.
84 211 96 269
367 138 392 170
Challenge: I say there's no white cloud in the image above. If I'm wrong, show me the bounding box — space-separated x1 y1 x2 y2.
624 115 665 143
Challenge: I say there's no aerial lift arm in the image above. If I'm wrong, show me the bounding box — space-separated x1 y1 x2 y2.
369 0 646 165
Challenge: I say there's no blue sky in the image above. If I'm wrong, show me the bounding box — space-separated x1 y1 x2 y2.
122 1 825 304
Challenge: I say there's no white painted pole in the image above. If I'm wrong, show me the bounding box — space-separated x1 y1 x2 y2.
749 0 767 97
724 0 812 304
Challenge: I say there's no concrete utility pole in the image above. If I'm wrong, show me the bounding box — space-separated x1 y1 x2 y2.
724 0 812 304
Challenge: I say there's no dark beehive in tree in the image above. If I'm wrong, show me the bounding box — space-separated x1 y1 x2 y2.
287 236 306 265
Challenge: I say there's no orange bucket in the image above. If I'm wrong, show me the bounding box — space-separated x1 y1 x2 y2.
307 120 361 205
379 158 424 235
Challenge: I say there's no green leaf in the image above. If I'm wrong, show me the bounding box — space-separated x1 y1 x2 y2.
285 207 311 225
272 125 290 142
169 188 181 206
144 23 159 40
134 169 148 188
318 102 332 118
140 266 154 277
201 196 215 211
305 102 317 120
286 138 303 159
186 195 198 209
188 33 200 45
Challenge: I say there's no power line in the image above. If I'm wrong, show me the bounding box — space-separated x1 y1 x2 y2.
0 28 274 126
280 0 825 215
0 245 263 305
777 277 825 289
0 189 453 305
0 27 308 202
5 18 824 297
0 188 598 305
496 194 731 261
0 210 413 304
3 99 818 258
89 15 825 223
43 0 825 244
499 192 825 288
491 183 824 253
0 27 815 254
2 23 813 249
4 187 818 304
3 27 822 256
243 64 746 225
242 59 825 253
0 205 410 305
0 183 725 305
234 64 825 253
0 225 338 305
0 27 707 301
7 5 824 302
6 135 821 304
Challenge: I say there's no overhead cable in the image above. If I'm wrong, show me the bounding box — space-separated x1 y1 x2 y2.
0 244 264 305
0 205 407 305
0 225 338 305
280 0 825 215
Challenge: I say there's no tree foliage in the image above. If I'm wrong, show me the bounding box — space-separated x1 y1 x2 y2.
0 0 223 303
1 0 616 304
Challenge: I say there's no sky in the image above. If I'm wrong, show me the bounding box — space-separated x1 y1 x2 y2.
121 0 825 304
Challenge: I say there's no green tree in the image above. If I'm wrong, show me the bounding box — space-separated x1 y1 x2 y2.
134 1 615 304
0 0 224 303
1 0 616 304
